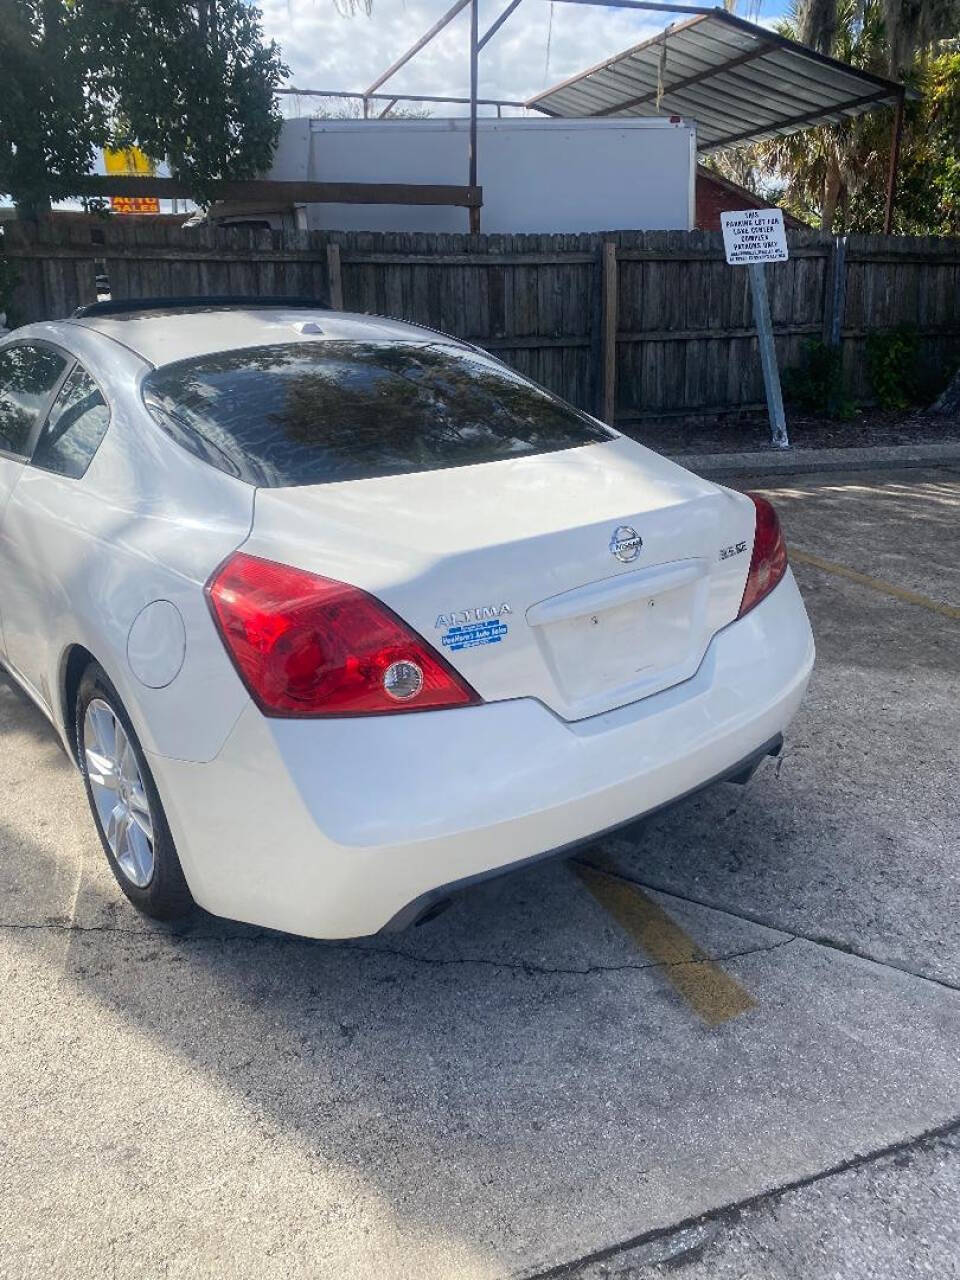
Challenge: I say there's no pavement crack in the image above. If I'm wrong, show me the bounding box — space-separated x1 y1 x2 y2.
517 1111 960 1280
0 913 795 978
0 918 282 944
5 865 956 995
579 861 960 995
0 919 165 939
341 933 796 977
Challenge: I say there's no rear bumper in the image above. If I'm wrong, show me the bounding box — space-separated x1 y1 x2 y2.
380 732 784 931
148 569 814 939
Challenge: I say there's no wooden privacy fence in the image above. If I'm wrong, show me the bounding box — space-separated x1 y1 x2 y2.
3 220 959 421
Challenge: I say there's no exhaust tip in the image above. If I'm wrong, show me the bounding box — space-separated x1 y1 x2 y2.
414 898 453 927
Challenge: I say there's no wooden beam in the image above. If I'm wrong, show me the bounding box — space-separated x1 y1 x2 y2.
0 245 598 266
340 250 597 264
64 175 484 208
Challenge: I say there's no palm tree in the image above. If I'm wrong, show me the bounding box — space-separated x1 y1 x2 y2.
798 0 960 72
716 0 960 232
771 0 890 231
798 0 840 53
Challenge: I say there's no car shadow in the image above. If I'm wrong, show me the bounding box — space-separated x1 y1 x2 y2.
0 663 794 1274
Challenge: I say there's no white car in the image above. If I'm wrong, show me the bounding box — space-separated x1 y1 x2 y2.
0 299 814 938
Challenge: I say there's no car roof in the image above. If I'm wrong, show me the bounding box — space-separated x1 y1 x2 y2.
65 306 459 368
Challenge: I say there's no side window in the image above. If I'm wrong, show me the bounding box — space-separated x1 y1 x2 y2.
0 344 69 457
31 365 110 480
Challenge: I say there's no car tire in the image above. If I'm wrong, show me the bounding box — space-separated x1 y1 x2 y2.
76 662 193 920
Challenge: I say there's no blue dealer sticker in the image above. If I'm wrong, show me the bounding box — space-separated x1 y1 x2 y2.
440 619 508 651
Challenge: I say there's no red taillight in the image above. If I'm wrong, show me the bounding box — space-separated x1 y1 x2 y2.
738 494 788 618
206 552 481 717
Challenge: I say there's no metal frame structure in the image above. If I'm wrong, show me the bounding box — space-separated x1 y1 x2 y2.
279 0 912 233
527 8 911 229
277 88 529 112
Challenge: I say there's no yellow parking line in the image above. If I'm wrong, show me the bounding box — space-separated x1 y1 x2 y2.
791 549 960 621
575 863 755 1026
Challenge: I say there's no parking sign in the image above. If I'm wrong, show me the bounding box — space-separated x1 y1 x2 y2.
720 208 788 266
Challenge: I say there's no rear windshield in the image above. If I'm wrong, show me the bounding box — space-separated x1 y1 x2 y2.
141 341 610 487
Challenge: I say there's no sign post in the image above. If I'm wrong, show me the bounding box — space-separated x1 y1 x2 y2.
720 209 790 450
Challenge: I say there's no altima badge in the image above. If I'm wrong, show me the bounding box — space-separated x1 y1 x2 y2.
610 525 643 563
435 604 512 629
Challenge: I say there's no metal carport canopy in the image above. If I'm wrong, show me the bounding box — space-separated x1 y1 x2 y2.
526 8 911 152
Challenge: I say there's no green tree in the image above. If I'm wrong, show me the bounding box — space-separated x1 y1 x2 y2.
104 1 287 201
838 46 960 232
0 0 286 216
763 0 892 232
710 4 960 233
798 0 960 74
0 0 112 216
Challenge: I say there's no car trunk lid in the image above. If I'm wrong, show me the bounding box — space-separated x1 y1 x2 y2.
245 437 756 721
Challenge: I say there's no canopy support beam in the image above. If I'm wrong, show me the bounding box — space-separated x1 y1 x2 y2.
478 0 525 51
546 0 712 11
278 89 528 108
702 88 892 152
591 40 770 115
363 0 472 99
468 0 480 233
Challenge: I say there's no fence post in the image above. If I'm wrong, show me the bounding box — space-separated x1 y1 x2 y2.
822 235 847 348
821 234 847 416
326 242 344 310
601 240 618 425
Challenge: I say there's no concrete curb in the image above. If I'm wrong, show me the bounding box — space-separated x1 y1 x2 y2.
666 441 960 478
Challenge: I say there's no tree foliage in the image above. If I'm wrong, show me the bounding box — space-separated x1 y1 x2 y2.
0 0 287 212
797 0 960 74
0 0 112 210
710 1 960 233
304 96 433 121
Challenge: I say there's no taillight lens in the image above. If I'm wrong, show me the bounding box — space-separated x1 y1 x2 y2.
738 494 788 618
206 552 481 717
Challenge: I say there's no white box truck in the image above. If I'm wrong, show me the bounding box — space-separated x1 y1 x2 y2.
263 115 696 235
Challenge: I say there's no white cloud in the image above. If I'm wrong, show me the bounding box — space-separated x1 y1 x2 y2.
259 0 665 113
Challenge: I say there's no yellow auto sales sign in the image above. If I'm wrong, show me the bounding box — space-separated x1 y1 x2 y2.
103 147 160 215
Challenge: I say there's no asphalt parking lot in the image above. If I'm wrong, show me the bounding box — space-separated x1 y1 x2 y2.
1 464 959 1280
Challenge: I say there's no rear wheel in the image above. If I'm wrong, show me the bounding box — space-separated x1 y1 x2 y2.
76 663 193 919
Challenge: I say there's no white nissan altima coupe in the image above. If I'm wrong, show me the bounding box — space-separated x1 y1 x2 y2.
0 299 813 937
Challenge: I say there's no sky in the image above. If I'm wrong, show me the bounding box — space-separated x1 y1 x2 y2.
259 0 790 117
1 0 790 209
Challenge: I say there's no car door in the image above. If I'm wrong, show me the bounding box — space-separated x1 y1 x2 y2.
0 341 71 671
0 359 111 702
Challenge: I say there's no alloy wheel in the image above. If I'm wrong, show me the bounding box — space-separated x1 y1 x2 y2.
83 698 156 888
